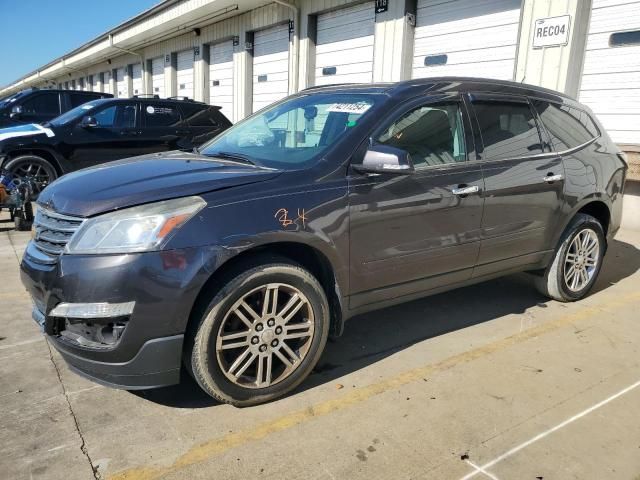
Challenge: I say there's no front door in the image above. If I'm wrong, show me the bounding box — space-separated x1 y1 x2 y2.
349 96 484 309
65 102 143 168
467 93 566 277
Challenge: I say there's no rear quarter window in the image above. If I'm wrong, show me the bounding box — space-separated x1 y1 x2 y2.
181 105 225 127
533 101 599 152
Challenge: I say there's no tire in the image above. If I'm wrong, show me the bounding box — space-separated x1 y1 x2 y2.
4 155 58 198
188 262 330 406
535 213 605 302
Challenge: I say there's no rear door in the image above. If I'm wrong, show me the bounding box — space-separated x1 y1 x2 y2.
349 96 484 308
138 102 185 154
467 93 566 276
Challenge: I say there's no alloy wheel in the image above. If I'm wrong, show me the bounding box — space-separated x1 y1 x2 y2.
563 228 600 292
12 161 53 195
215 283 315 389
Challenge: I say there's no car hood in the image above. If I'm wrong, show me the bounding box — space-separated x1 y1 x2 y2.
37 151 282 217
0 122 55 142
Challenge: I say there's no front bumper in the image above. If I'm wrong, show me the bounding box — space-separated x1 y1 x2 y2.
21 242 223 389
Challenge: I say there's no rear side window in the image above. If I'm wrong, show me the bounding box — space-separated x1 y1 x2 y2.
473 101 543 159
69 93 102 108
21 93 60 116
181 105 221 127
143 104 182 127
533 101 599 152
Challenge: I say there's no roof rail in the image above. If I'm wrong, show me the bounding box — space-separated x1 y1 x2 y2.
167 96 193 101
133 94 160 99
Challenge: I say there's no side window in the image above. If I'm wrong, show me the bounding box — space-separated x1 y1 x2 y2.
143 104 182 127
376 103 467 167
69 93 100 108
473 101 543 159
533 101 599 152
181 105 218 127
93 104 137 128
21 93 60 116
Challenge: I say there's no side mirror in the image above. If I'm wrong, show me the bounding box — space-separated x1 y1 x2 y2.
352 144 414 175
9 105 23 119
80 116 98 128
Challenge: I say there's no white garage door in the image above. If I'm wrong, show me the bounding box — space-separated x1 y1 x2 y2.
412 0 521 80
116 67 128 98
210 40 234 121
103 71 112 94
315 2 375 86
578 0 640 145
177 49 194 99
132 63 143 96
252 24 290 112
151 57 165 98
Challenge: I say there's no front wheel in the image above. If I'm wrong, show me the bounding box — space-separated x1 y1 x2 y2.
4 155 58 197
536 213 605 302
188 262 330 406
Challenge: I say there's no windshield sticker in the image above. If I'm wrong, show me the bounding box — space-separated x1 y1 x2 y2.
0 123 55 142
346 120 358 127
327 103 371 115
146 106 155 114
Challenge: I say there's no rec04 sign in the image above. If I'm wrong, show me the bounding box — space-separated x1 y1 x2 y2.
533 15 571 48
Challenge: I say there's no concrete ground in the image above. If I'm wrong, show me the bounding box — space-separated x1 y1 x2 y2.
1 211 639 480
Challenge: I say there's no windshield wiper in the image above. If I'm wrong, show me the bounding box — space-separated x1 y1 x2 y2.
206 151 256 166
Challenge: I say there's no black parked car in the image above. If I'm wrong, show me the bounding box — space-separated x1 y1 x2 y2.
20 78 627 406
0 97 232 195
0 88 112 128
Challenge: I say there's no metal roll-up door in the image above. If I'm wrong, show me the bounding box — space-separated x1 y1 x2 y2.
252 24 290 112
412 0 521 80
103 71 112 94
209 40 234 121
132 63 143 96
151 57 165 98
177 49 194 99
116 67 128 98
578 0 640 145
315 2 375 86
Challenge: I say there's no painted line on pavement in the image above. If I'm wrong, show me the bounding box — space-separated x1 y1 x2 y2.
460 379 640 479
108 291 640 480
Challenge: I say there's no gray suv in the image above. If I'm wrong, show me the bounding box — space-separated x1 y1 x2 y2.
20 77 627 406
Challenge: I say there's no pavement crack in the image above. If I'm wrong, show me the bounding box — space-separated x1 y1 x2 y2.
45 339 101 480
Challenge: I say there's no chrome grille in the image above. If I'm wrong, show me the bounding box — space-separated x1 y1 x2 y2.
33 208 85 258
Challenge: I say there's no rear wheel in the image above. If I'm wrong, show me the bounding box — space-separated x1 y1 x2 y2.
188 262 330 406
4 155 58 197
536 213 605 302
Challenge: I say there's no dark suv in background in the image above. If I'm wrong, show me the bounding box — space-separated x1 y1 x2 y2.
0 88 112 128
0 97 231 194
20 78 626 406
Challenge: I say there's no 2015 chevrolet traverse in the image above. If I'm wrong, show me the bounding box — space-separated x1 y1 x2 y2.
20 78 627 406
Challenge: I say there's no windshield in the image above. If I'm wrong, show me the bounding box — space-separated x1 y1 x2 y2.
200 93 380 169
0 92 25 110
48 99 105 126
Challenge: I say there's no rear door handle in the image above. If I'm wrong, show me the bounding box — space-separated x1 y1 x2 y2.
543 173 564 183
452 185 480 196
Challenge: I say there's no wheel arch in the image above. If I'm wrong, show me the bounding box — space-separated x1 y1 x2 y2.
186 241 346 345
4 148 65 176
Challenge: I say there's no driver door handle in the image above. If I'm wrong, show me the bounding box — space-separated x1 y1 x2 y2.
543 173 564 183
452 185 480 196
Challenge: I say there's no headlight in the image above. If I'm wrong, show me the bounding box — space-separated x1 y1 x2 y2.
66 196 206 254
